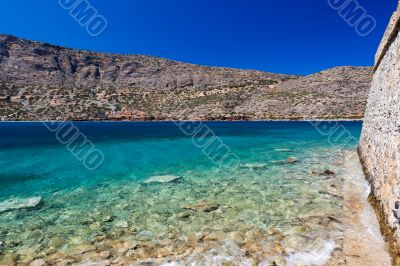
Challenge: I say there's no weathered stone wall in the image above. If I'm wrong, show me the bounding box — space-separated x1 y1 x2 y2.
359 1 400 255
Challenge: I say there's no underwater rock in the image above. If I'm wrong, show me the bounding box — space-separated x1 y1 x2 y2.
102 216 113 222
99 251 111 259
312 169 336 177
319 189 343 200
240 163 267 169
137 230 155 239
115 221 129 228
323 169 335 176
178 212 191 220
285 157 299 164
183 202 220 212
282 235 307 253
0 196 42 214
274 149 291 152
143 175 182 184
29 259 47 266
204 231 226 241
273 157 299 165
228 231 245 244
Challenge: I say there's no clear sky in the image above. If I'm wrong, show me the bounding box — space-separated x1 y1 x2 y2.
0 0 397 75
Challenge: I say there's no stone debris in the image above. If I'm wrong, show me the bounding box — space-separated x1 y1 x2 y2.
0 196 42 214
143 175 182 184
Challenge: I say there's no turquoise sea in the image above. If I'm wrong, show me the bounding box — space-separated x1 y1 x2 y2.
0 121 362 265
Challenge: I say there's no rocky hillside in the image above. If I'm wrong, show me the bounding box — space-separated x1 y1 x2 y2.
0 34 373 121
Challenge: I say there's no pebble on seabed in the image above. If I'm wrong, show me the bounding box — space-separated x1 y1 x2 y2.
143 175 182 184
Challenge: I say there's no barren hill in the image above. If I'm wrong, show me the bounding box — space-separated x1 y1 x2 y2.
0 34 372 121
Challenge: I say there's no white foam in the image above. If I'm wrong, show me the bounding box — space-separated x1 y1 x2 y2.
162 240 253 266
284 239 336 266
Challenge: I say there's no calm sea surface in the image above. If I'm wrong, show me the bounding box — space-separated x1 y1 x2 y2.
0 121 362 265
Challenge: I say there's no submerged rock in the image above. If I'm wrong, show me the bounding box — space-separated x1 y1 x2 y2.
273 157 299 165
29 259 47 266
178 211 191 220
0 197 42 214
115 221 129 228
240 163 267 169
274 148 291 152
99 251 111 259
204 231 226 241
285 157 299 164
319 189 343 200
312 169 336 177
143 175 182 184
102 216 113 222
323 169 335 176
183 202 220 212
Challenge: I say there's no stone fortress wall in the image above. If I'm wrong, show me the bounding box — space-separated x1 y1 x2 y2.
359 0 400 259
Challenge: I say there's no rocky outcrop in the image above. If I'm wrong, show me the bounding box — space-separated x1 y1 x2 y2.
359 1 400 260
236 66 372 119
0 34 289 90
0 34 372 121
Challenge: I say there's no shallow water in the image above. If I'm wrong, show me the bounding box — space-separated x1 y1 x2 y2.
0 121 362 265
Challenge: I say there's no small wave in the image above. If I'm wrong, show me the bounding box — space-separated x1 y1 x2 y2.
284 239 336 266
160 240 253 266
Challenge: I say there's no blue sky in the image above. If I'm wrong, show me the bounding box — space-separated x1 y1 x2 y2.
0 0 397 75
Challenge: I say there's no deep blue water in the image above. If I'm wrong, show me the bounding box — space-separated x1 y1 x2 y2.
0 121 362 199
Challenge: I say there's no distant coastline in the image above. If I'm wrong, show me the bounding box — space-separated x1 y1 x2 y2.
0 34 372 122
0 118 364 123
